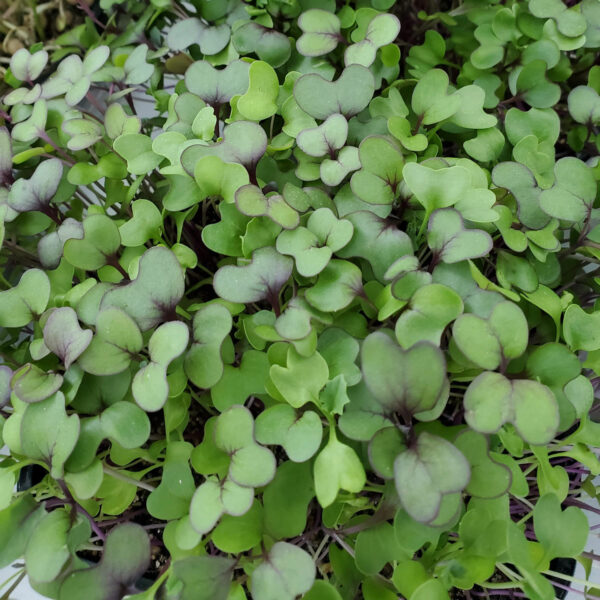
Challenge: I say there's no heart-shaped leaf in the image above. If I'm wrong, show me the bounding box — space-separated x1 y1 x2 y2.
20 392 79 478
213 246 293 305
394 432 470 523
361 332 447 419
255 404 322 462
235 184 299 229
59 524 150 600
189 477 254 534
350 136 405 205
270 347 329 408
320 146 361 186
345 13 401 67
113 134 162 175
314 433 366 507
43 307 93 369
172 556 234 600
63 214 121 271
563 304 600 351
411 69 460 125
0 269 50 327
214 405 276 488
237 61 279 122
427 208 493 264
452 301 529 370
403 162 471 217
10 48 48 82
147 442 195 520
568 85 600 125
185 303 232 389
294 65 375 120
305 259 363 312
11 363 63 403
78 308 143 376
251 542 316 600
232 22 291 68
7 158 62 216
100 247 185 331
533 494 588 560
337 211 413 281
185 60 250 107
181 121 267 177
464 371 559 445
296 113 348 157
453 430 511 498
167 18 230 54
539 157 596 222
276 208 353 277
395 283 463 348
492 162 550 230
118 199 162 247
132 321 189 412
297 9 341 57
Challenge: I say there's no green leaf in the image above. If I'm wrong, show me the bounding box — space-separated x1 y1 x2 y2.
212 500 263 553
185 303 232 389
251 542 315 600
0 268 50 327
59 524 150 600
314 434 366 507
345 13 401 68
452 301 529 370
355 522 408 575
568 85 600 125
297 9 341 57
172 556 234 600
213 247 293 305
395 283 463 348
232 22 291 68
63 214 121 271
194 156 249 206
185 60 250 106
563 304 600 351
305 259 363 312
255 404 322 462
294 65 375 120
20 392 79 478
539 157 596 222
11 363 63 403
350 136 405 205
167 18 230 55
235 184 299 229
189 478 253 534
453 430 511 498
270 346 329 408
7 158 62 214
361 332 447 418
100 401 150 449
427 208 493 264
411 69 460 125
25 509 72 583
534 494 588 560
113 134 161 175
403 163 471 215
394 432 469 524
101 247 185 331
237 61 279 122
119 199 162 247
263 461 314 539
43 307 92 369
78 308 143 376
464 372 559 445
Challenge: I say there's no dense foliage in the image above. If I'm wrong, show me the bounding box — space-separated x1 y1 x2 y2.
1 0 600 599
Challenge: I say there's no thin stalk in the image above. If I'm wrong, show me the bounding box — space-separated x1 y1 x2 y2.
102 465 156 492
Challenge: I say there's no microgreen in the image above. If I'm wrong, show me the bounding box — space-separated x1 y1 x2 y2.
1 1 600 599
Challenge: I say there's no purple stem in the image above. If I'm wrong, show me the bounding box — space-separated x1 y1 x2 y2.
470 590 526 598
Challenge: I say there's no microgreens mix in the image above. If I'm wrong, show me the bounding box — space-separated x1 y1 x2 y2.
1 1 600 599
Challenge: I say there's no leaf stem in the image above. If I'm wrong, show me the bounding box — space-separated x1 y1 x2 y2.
102 465 156 492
